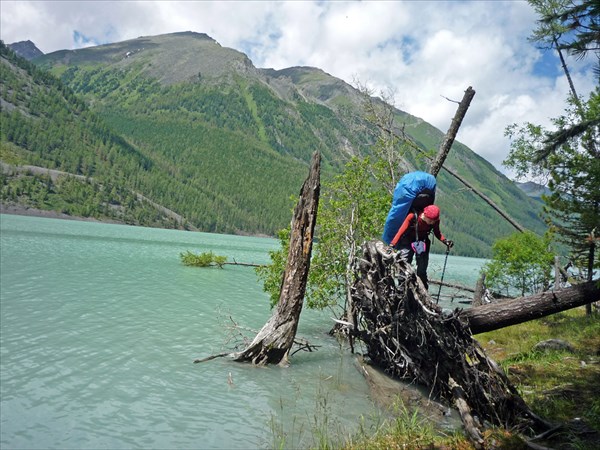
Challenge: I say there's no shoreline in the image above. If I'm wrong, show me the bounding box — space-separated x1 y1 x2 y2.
0 204 126 225
0 204 275 239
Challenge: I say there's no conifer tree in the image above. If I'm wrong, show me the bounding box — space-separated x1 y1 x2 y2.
504 0 599 301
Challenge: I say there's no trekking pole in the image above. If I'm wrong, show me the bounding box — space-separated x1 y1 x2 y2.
436 245 450 305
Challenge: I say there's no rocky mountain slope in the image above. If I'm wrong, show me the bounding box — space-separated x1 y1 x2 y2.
8 40 44 60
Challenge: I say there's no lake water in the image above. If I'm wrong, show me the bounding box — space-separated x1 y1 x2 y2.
0 214 486 449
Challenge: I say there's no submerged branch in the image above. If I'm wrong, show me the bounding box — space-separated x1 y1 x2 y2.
180 251 263 268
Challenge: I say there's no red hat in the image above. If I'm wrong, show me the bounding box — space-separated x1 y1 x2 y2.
423 205 440 221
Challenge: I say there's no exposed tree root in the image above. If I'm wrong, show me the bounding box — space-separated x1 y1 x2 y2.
350 240 552 445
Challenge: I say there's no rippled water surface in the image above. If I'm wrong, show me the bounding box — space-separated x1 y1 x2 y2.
1 214 485 449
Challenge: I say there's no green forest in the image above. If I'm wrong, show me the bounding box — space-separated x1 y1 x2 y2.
1 36 551 257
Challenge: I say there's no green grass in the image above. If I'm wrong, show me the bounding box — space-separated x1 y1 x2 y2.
478 307 600 448
343 399 473 450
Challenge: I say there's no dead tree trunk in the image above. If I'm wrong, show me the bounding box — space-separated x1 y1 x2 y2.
472 273 486 307
585 230 596 315
351 241 550 445
462 280 600 334
232 152 321 366
378 86 526 233
426 86 526 233
429 86 476 177
439 163 527 232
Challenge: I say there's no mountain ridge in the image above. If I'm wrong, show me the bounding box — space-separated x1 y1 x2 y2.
1 33 548 257
7 40 43 60
516 181 551 198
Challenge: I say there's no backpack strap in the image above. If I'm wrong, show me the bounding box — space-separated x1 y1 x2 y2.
414 208 433 241
413 209 419 239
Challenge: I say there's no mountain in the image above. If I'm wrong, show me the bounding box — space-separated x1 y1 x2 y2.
1 32 548 257
516 181 551 198
0 41 187 228
8 40 44 60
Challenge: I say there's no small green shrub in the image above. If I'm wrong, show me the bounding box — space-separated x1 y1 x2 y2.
180 250 227 268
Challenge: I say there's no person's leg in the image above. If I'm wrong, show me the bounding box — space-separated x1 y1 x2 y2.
416 250 430 290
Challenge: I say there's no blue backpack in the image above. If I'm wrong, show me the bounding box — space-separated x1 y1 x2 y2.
382 171 436 245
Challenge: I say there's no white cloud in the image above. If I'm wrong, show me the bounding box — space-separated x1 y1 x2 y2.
1 0 596 179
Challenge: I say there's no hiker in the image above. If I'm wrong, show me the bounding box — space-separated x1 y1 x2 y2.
382 171 436 245
390 204 453 290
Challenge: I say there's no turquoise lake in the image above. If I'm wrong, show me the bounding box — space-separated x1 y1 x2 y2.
0 214 486 449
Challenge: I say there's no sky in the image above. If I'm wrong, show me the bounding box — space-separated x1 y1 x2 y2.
1 1 597 179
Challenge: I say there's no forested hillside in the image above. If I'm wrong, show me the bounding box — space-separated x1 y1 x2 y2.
0 41 188 228
1 32 549 257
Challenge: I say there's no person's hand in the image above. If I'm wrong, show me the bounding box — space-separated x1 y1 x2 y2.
443 239 454 248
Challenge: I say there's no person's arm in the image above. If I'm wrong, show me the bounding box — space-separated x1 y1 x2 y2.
434 221 454 247
390 213 414 247
433 221 445 242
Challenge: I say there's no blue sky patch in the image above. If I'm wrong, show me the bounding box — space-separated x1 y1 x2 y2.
532 49 562 78
376 35 417 64
73 30 100 48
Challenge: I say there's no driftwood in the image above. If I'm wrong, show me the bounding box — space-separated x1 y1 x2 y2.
193 315 320 364
430 279 475 293
351 240 550 445
231 151 321 366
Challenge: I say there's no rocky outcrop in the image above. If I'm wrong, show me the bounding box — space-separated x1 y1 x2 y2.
8 40 43 60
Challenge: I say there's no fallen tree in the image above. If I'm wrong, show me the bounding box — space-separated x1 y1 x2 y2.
462 280 600 334
350 240 555 446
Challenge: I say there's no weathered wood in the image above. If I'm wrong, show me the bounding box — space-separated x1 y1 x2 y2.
350 240 550 444
448 376 484 446
585 230 597 316
429 86 476 177
376 89 527 234
232 152 321 366
225 260 261 268
430 278 475 293
462 280 600 334
472 273 486 307
437 163 526 233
